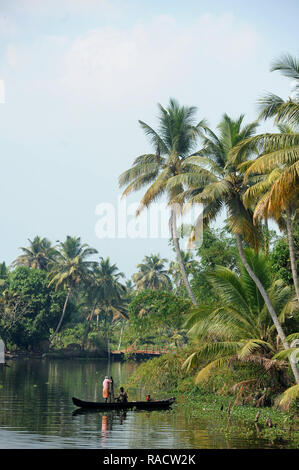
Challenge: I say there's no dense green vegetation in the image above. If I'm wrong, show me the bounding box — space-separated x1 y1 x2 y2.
1 53 299 416
0 266 70 350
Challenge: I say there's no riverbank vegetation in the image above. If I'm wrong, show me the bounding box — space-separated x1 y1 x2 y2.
1 54 299 415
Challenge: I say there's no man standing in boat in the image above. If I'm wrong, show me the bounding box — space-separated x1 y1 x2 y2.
102 376 112 403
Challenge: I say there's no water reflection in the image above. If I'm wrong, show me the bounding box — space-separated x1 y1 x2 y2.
0 359 295 449
101 415 109 444
100 412 127 446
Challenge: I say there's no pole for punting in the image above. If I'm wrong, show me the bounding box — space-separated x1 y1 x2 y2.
0 339 5 365
107 337 111 376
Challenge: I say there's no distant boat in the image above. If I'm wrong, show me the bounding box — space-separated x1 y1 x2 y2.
72 396 175 411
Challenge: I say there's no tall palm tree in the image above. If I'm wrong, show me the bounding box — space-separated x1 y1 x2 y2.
48 236 98 343
231 54 299 301
133 254 171 291
13 236 57 271
241 125 299 302
82 257 127 349
167 113 260 249
95 257 126 302
119 98 207 305
167 114 299 384
183 250 297 392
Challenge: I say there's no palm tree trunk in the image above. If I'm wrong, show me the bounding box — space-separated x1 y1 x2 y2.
170 208 197 305
285 206 299 303
118 324 124 351
107 334 111 378
82 302 97 350
50 288 71 344
236 234 299 384
264 219 270 255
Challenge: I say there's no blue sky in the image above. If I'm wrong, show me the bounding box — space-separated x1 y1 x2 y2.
0 0 298 278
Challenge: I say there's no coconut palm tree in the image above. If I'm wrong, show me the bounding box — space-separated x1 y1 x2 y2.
119 98 207 305
133 254 171 291
241 126 299 302
13 236 58 271
48 236 98 343
231 55 299 301
82 257 127 349
167 113 299 384
95 257 126 302
183 250 298 393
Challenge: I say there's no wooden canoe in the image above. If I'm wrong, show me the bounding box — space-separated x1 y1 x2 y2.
72 396 175 410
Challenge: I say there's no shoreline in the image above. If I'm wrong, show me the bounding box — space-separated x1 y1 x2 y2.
141 389 299 448
4 351 108 360
4 351 161 361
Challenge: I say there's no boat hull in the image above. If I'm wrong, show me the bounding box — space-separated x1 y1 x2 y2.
72 396 175 410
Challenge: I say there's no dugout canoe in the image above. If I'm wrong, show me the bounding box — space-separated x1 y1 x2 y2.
72 396 175 410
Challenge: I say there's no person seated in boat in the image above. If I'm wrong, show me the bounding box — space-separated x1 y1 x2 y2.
145 394 152 401
116 387 128 403
102 376 112 403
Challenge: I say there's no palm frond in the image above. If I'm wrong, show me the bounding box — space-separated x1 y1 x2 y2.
238 339 274 359
273 100 299 126
273 348 298 360
286 333 299 342
279 384 299 410
258 93 285 121
138 120 169 155
195 356 232 383
136 168 171 214
271 53 299 81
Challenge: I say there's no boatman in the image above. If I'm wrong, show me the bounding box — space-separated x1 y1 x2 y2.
102 376 112 403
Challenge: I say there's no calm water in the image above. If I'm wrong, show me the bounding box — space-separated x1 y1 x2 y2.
0 359 293 449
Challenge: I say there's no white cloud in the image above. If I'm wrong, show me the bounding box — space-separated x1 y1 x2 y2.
0 80 5 103
0 11 261 120
0 15 18 39
56 13 260 105
3 0 112 14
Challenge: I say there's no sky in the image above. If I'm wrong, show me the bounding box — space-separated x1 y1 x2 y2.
0 0 298 278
